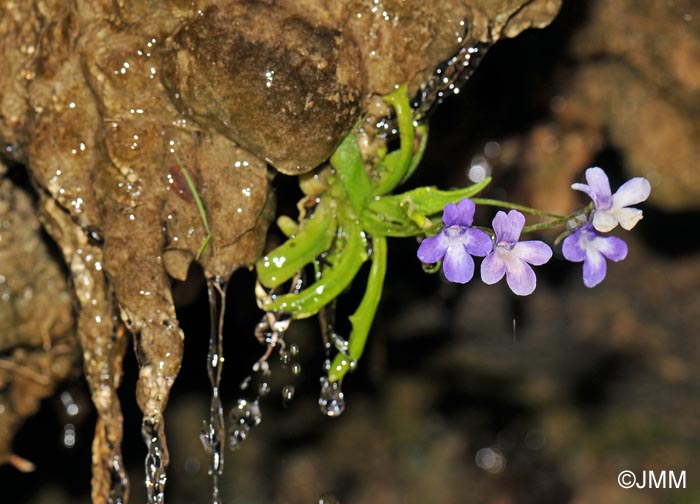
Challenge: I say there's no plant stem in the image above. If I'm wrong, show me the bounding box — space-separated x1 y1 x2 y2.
471 198 564 219
522 204 593 234
471 198 593 234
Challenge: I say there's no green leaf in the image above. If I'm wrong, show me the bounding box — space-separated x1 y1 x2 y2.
362 178 492 237
260 219 368 319
256 198 337 288
373 84 416 195
330 134 372 215
328 235 387 382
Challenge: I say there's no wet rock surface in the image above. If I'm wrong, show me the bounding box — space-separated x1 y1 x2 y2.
163 1 365 174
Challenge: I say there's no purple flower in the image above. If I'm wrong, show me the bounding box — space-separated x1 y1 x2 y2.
572 167 651 232
562 223 628 288
417 198 492 284
480 210 552 296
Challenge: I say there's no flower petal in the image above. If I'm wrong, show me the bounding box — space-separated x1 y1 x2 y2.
417 233 447 264
442 243 475 284
513 240 552 266
582 249 607 287
562 231 586 263
584 167 613 208
611 206 643 231
504 257 537 296
443 198 475 227
612 177 651 208
463 228 493 257
572 167 613 209
592 210 619 232
596 234 628 262
492 210 524 244
570 182 596 202
480 252 506 285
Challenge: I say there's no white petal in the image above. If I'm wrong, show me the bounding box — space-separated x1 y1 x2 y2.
612 207 643 230
612 177 651 207
592 211 618 233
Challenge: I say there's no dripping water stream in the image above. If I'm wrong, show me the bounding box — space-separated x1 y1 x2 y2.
411 39 491 120
109 453 128 504
377 36 491 138
229 309 298 450
143 419 167 504
318 304 346 417
202 277 228 504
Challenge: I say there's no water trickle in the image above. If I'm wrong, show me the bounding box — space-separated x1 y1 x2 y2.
109 455 128 504
229 308 300 451
228 399 262 449
202 277 228 504
143 420 168 504
411 40 491 120
318 377 345 417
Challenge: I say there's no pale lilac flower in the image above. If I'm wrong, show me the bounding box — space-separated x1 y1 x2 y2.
562 223 628 288
417 198 492 284
572 167 651 232
480 210 552 296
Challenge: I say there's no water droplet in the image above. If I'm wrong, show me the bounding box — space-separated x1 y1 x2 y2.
258 381 271 397
318 493 341 504
289 344 299 357
475 447 506 474
63 423 76 448
291 362 302 376
280 349 291 365
484 140 501 159
59 391 80 417
183 457 201 475
329 332 349 354
467 154 491 183
525 429 545 450
228 399 262 449
281 385 295 402
318 378 345 417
